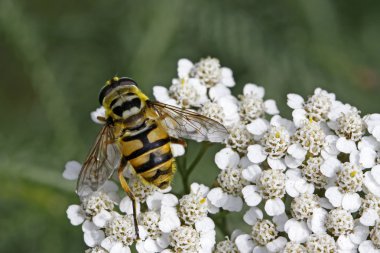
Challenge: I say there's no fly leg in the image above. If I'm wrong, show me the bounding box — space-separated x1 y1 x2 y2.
117 158 140 239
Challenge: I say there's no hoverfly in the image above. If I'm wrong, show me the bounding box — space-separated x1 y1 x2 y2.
77 76 229 238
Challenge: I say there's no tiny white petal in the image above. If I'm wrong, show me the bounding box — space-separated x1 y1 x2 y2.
247 145 267 164
235 234 255 253
207 188 228 208
342 193 361 212
292 109 307 128
242 165 262 182
156 233 170 248
190 182 209 196
360 208 379 226
359 240 379 252
153 86 170 102
144 238 161 252
82 220 98 233
207 202 219 214
373 125 380 142
359 136 380 151
243 207 263 225
120 196 140 215
243 83 264 98
364 114 380 132
93 209 112 228
286 168 302 179
284 155 303 169
294 178 314 194
321 157 341 177
252 246 267 253
267 157 286 170
138 226 148 240
209 83 232 101
265 198 285 216
325 186 343 207
319 197 334 209
285 179 300 198
84 229 105 247
264 99 279 115
308 207 327 234
270 115 296 135
159 207 180 233
336 137 357 154
284 218 298 232
177 58 193 78
66 205 85 226
287 93 304 109
63 161 82 180
359 147 377 168
110 242 131 253
220 67 235 87
161 194 178 207
170 143 185 157
372 165 380 185
287 143 307 160
242 185 262 207
327 120 339 131
285 219 310 243
146 192 164 211
101 237 113 251
266 236 287 252
246 118 269 136
240 156 253 168
350 150 360 166
337 235 355 250
90 106 106 124
215 148 240 170
195 217 215 233
323 135 340 155
350 224 369 245
364 171 380 197
273 213 288 232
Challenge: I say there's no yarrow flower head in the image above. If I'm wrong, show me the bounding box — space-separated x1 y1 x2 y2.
287 88 335 126
178 183 210 225
305 234 336 252
238 84 279 123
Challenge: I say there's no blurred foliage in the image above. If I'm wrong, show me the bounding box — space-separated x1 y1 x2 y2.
0 0 379 252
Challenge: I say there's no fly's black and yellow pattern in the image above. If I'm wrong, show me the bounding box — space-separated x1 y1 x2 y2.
76 76 229 238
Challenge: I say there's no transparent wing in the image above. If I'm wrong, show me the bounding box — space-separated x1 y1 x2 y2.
147 101 229 143
76 125 120 198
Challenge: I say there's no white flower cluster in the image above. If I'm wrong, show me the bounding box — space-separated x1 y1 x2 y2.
65 57 380 252
206 82 380 252
64 160 215 253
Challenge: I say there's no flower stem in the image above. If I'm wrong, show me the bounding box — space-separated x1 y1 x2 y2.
211 211 229 237
185 142 211 177
179 142 211 194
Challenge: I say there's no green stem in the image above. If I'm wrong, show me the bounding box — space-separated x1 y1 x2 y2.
211 211 229 237
185 142 211 178
177 142 210 194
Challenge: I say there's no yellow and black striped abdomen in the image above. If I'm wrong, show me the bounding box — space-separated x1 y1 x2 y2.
120 121 175 189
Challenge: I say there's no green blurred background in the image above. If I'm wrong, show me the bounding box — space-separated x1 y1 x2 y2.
1 0 379 252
